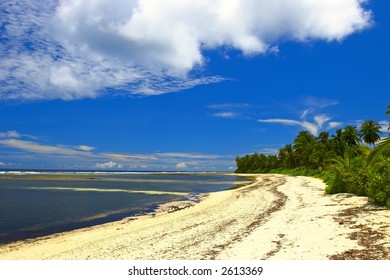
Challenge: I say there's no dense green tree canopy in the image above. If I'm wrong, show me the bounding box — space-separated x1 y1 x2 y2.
235 105 390 208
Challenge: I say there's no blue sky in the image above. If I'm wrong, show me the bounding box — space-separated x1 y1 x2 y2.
0 0 389 171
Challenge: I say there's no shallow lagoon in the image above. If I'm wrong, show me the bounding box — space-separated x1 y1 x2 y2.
0 171 247 244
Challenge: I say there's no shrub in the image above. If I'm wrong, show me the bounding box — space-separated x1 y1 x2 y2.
365 156 390 206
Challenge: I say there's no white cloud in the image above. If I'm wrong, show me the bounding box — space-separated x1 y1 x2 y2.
0 139 93 157
209 103 250 119
78 145 95 152
0 161 5 166
1 0 372 101
327 122 343 130
0 131 22 138
176 162 188 169
258 118 319 135
314 115 331 128
379 120 389 134
302 97 340 109
103 153 158 161
0 130 235 170
300 108 315 119
0 135 159 164
258 110 342 136
96 161 121 169
213 112 238 119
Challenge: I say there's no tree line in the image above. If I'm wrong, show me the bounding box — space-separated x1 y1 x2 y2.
235 105 390 208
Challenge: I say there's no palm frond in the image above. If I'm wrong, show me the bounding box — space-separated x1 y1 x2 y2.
368 137 390 165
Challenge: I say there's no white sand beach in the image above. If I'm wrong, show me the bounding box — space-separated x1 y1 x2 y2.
0 174 389 260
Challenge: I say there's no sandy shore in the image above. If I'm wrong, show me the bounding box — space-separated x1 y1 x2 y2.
1 174 389 260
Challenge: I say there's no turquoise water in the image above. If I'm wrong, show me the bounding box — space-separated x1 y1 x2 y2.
0 172 247 244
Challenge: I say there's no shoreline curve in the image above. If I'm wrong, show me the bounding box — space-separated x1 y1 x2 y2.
0 174 389 260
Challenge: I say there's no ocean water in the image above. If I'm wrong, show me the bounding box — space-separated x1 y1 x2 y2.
0 171 247 244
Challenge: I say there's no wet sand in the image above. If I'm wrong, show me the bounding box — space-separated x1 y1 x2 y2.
1 174 389 260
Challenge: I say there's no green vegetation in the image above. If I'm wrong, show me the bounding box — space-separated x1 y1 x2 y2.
235 106 390 208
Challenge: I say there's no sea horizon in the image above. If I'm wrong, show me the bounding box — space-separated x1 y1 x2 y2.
0 168 232 174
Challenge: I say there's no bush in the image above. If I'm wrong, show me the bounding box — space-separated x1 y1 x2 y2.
323 155 367 196
365 156 390 206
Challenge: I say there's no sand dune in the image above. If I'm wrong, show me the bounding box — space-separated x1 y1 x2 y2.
1 174 389 260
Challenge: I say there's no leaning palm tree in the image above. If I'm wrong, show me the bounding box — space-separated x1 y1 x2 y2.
359 120 381 147
367 137 390 165
367 105 390 164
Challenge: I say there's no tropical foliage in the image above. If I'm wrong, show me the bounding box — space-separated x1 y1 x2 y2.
235 105 390 208
360 120 381 147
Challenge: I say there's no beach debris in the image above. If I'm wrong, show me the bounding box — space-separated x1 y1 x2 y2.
151 193 206 215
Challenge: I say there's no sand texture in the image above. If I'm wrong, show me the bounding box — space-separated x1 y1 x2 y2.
0 174 389 260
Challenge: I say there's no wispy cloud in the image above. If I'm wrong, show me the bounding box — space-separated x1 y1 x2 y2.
328 122 343 130
0 130 38 140
1 0 372 101
208 103 250 110
213 112 239 119
0 131 22 138
258 118 317 135
300 108 316 119
302 97 339 109
0 131 235 170
77 145 95 152
0 132 156 164
155 152 220 160
209 103 251 119
102 153 158 162
258 112 342 136
0 139 93 157
379 120 389 134
258 97 343 135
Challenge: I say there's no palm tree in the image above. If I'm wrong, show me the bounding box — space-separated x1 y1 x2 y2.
342 125 361 146
278 144 295 169
359 120 381 147
317 131 329 144
325 147 355 194
331 128 346 156
293 131 316 167
368 137 390 165
367 105 390 164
